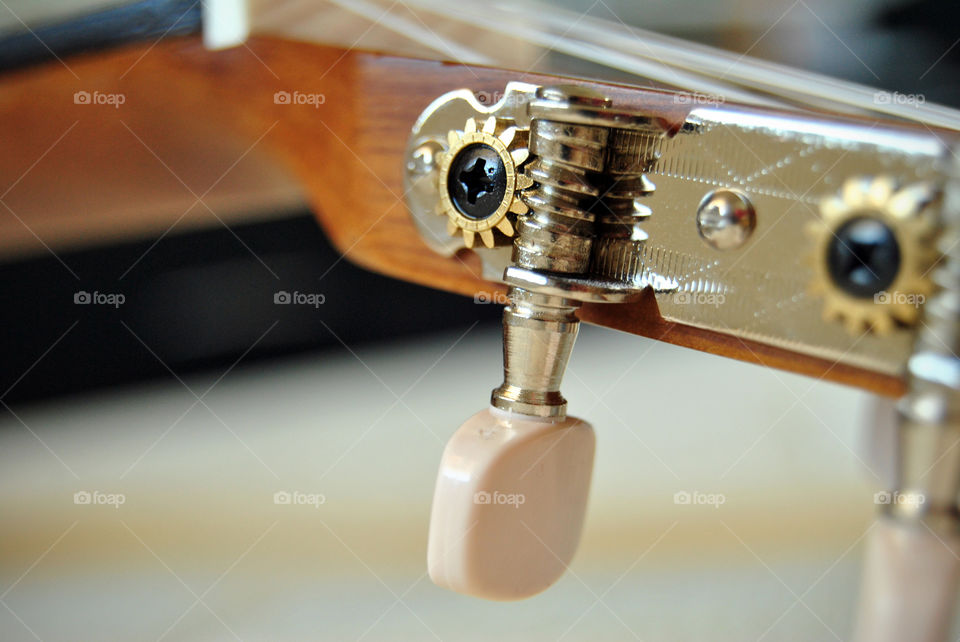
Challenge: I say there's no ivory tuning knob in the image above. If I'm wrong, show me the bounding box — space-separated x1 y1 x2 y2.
427 406 595 601
428 278 592 599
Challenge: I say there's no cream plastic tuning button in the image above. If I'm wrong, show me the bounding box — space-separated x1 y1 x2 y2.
427 406 595 600
853 518 960 642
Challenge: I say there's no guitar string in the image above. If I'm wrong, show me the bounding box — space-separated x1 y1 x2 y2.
291 0 960 130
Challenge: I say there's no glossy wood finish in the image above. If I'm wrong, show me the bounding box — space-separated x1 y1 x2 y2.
0 35 902 395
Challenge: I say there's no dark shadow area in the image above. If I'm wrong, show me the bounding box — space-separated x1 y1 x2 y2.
0 212 500 406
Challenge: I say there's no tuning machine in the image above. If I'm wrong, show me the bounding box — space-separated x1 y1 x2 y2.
407 83 671 599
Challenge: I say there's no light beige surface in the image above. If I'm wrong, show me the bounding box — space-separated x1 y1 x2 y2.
428 408 594 601
853 519 960 642
0 322 935 640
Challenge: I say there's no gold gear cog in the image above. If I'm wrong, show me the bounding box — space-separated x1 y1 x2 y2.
436 116 533 249
806 175 940 335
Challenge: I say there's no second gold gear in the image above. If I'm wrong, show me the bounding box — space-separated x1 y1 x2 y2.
807 175 940 334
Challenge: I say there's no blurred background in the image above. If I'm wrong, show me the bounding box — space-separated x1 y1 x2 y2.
0 0 955 640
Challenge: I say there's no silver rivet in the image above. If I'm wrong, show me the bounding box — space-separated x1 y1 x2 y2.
696 189 756 250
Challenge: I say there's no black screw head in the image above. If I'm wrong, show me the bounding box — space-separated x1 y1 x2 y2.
827 216 901 298
447 143 507 221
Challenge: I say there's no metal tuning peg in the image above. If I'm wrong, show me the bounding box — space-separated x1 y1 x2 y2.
852 152 960 642
406 84 670 599
407 73 960 642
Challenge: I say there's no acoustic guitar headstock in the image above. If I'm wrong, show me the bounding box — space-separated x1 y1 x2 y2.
2 0 960 628
397 76 959 599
